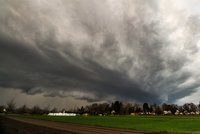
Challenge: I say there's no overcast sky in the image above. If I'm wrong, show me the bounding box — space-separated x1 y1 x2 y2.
1 0 200 109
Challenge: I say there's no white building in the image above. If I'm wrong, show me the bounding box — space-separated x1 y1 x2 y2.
48 112 76 116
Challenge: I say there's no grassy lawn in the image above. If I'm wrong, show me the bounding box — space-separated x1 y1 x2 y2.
13 115 200 133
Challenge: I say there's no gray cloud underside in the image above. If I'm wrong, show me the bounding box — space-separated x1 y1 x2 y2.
0 36 158 103
1 0 200 104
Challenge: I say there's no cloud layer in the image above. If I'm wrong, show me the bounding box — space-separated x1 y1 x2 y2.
1 0 200 105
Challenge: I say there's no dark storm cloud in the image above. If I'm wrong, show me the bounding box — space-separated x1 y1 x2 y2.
1 0 200 104
0 34 159 103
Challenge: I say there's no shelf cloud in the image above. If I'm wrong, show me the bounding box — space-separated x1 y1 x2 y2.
1 0 200 106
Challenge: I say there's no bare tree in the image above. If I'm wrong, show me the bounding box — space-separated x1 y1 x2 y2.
50 107 58 113
17 104 30 114
6 99 16 113
43 105 50 114
31 105 43 114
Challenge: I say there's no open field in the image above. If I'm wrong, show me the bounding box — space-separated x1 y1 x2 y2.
0 116 142 134
12 115 200 133
0 116 68 134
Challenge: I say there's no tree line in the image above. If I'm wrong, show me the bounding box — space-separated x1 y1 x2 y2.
1 100 200 115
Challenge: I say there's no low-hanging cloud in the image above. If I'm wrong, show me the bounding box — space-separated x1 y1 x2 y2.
1 0 200 104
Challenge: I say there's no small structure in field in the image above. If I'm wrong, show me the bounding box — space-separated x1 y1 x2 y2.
130 113 136 116
163 110 172 115
83 113 89 116
48 112 76 116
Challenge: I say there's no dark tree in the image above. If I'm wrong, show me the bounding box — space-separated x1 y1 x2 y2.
77 106 85 114
133 104 142 113
143 103 149 114
113 101 122 114
149 105 153 113
0 105 5 113
178 106 184 113
122 103 132 115
31 105 43 114
155 106 163 115
183 103 190 112
190 103 197 112
183 103 197 113
85 103 99 115
162 103 171 111
128 106 135 113
98 103 110 115
171 104 178 115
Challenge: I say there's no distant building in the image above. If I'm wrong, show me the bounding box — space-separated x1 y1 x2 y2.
48 112 76 116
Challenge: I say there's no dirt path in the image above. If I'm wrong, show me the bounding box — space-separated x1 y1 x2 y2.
5 117 145 134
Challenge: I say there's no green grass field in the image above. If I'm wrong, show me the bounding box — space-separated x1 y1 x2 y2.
14 115 200 133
